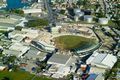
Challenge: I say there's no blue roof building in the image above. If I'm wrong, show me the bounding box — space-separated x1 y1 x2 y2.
86 74 98 80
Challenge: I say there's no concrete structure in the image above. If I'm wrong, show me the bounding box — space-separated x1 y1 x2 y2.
11 35 24 42
74 15 79 22
8 29 39 40
74 8 81 15
47 55 77 78
8 30 26 39
0 23 15 31
23 9 42 14
10 15 23 20
98 18 109 25
3 49 23 57
24 46 47 61
31 40 55 52
86 51 117 69
38 0 42 3
9 43 30 54
84 15 93 23
50 65 70 78
21 28 39 38
48 53 71 66
50 0 79 4
0 15 24 31
76 12 84 17
51 27 59 34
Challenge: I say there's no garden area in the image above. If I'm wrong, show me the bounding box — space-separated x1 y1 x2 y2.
0 71 53 80
26 19 49 29
54 35 97 50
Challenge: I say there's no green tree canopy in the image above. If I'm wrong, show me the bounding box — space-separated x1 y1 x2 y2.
9 9 24 16
60 10 65 15
26 19 49 29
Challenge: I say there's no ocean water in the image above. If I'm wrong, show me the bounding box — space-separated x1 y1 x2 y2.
6 0 29 9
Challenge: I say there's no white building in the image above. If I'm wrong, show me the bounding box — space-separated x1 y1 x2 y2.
76 12 84 17
31 40 55 52
38 0 42 3
47 54 77 78
21 28 39 39
3 49 23 57
74 8 81 15
8 29 39 40
84 15 93 23
86 51 117 69
51 27 59 34
0 23 15 31
23 9 42 14
9 43 30 54
16 18 28 27
24 46 47 61
48 53 71 66
98 18 109 25
74 15 79 22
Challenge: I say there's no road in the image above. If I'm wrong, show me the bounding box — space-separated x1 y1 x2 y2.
44 0 56 26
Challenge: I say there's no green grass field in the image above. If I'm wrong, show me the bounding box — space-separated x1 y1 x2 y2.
0 71 53 80
54 35 97 50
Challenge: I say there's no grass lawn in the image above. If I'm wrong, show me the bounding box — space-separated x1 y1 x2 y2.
0 71 53 80
54 35 97 50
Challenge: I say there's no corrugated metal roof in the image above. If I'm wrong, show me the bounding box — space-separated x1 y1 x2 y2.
48 53 70 65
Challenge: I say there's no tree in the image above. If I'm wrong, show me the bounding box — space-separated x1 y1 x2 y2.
0 52 4 58
35 59 47 73
26 19 49 29
66 73 73 80
77 0 91 9
83 0 90 9
2 77 10 80
3 56 16 65
96 9 105 18
111 3 120 30
76 0 83 7
8 56 16 63
95 2 100 10
36 67 42 73
60 10 65 15
15 26 22 31
103 69 110 80
12 65 19 72
9 9 24 16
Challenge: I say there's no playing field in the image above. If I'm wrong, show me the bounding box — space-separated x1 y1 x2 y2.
0 71 53 80
54 35 97 50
